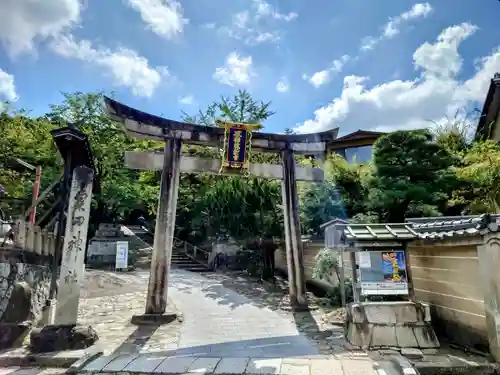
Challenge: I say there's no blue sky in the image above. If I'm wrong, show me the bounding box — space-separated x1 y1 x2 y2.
0 0 499 135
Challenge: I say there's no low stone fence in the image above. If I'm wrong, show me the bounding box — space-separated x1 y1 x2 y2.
7 220 58 256
0 220 55 348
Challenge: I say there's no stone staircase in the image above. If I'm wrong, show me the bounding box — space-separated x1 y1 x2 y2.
124 225 211 272
170 246 212 273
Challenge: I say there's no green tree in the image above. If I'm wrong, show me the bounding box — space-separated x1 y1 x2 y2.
182 90 274 126
45 92 160 227
181 90 280 279
0 110 61 218
369 129 458 222
455 140 500 213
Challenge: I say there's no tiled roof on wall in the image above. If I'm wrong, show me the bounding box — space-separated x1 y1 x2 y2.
406 214 500 240
320 214 500 245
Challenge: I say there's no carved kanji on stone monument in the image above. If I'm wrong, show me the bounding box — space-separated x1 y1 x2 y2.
55 166 94 324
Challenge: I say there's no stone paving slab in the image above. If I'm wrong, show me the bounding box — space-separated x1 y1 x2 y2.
0 348 102 368
78 290 181 355
0 368 66 375
75 354 381 374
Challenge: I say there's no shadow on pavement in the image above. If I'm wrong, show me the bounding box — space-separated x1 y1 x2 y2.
168 270 345 353
112 331 318 358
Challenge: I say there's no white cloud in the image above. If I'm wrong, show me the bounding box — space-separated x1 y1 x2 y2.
213 52 254 87
308 3 432 88
215 0 296 46
295 23 496 135
50 35 169 97
306 55 350 88
413 23 477 77
0 69 18 102
384 3 432 38
360 2 433 51
276 77 289 93
253 0 297 22
360 37 378 52
179 95 194 105
0 0 81 56
126 0 187 39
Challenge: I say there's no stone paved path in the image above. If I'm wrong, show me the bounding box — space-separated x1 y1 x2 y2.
166 270 320 358
78 269 336 358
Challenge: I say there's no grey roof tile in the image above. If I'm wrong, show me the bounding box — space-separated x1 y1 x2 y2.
406 213 500 239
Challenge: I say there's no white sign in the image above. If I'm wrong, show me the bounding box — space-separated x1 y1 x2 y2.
358 252 371 268
361 281 408 296
115 241 129 270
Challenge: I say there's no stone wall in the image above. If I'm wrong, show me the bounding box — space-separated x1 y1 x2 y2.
407 240 488 351
274 239 354 290
0 248 51 324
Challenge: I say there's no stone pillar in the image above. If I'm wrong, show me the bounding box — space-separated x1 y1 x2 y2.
55 166 94 324
281 148 308 310
477 233 500 362
143 138 182 317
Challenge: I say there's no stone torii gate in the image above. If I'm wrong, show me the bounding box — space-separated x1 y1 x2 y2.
104 97 340 315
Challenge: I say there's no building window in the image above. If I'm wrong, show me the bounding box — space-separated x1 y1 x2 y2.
345 145 373 164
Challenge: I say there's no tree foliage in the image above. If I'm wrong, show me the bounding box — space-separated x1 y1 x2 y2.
2 90 500 257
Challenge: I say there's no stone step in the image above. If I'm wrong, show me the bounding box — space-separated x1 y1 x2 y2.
77 354 383 375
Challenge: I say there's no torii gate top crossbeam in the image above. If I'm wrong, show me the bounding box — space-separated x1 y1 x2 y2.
104 97 339 154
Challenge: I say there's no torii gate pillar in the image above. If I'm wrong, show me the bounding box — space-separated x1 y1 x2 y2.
145 138 182 316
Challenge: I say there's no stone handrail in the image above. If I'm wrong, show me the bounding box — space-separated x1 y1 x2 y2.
3 219 58 256
175 237 210 264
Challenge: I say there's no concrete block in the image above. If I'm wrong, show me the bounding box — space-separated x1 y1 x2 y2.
364 304 397 324
394 304 418 323
348 303 365 324
401 348 424 359
420 303 432 322
155 356 197 373
83 355 114 371
102 354 138 371
214 358 250 374
310 358 343 375
346 323 372 349
187 357 222 373
395 326 419 348
245 358 282 375
413 325 440 348
124 355 165 372
280 361 309 375
371 325 398 348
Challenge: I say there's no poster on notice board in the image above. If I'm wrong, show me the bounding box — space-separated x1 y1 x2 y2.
381 251 407 282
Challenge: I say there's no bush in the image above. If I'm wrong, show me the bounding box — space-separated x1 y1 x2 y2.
323 279 354 307
234 249 263 276
313 248 339 283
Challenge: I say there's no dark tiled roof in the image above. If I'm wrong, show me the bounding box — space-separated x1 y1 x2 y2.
475 73 500 141
406 214 500 240
321 214 500 244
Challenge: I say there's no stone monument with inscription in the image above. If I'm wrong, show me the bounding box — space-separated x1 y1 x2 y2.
30 166 98 352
